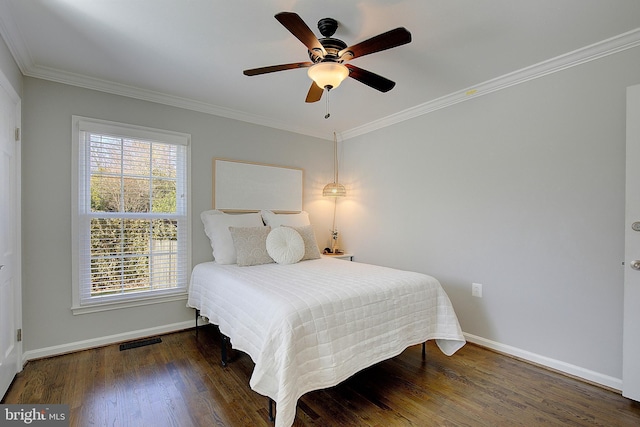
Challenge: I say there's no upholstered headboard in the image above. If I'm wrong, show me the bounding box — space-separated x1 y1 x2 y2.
212 158 303 213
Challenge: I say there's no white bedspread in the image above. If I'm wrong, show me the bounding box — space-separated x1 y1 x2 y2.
187 257 465 427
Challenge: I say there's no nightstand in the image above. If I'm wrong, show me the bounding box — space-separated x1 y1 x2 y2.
323 253 353 261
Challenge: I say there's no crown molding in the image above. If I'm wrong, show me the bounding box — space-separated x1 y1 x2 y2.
342 27 640 140
0 1 35 73
2 1 638 143
0 0 330 141
22 63 330 140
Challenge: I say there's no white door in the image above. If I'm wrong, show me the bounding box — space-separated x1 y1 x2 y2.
624 84 640 401
0 70 21 398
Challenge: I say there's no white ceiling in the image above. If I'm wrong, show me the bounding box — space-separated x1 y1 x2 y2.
1 0 639 140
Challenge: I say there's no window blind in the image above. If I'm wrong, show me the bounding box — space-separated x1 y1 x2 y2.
75 117 189 307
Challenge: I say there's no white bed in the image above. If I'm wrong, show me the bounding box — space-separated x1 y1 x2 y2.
191 160 466 426
187 256 465 427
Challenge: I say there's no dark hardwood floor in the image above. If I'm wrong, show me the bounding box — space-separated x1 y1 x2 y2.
3 325 640 426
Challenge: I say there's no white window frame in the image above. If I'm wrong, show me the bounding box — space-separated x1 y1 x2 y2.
71 116 191 315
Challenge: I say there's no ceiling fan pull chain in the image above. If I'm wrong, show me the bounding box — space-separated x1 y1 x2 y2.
325 88 331 119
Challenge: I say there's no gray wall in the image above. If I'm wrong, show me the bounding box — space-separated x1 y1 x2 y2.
21 77 336 354
10 32 640 387
340 46 640 382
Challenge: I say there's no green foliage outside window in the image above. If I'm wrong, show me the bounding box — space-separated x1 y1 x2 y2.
88 138 180 297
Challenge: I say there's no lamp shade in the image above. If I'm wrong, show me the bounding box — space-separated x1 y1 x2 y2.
307 62 349 90
322 182 346 197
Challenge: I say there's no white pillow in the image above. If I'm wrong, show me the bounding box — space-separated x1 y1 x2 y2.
200 210 263 264
261 210 310 228
228 226 274 267
266 227 305 265
285 225 321 260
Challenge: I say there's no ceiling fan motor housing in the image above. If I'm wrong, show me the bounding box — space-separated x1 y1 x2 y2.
309 37 347 62
308 18 348 63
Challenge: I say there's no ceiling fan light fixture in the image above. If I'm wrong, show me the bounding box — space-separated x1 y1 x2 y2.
308 62 349 90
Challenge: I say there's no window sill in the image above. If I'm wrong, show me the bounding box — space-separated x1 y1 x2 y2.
71 291 188 315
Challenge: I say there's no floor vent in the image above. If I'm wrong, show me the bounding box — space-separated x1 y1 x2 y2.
119 337 162 351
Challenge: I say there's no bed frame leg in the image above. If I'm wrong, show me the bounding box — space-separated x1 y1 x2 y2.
422 342 426 359
268 398 275 422
221 334 230 367
195 309 200 336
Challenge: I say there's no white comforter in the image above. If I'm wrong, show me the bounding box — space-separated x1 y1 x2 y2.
187 257 465 427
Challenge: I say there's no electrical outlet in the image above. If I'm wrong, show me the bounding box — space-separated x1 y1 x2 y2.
472 282 483 298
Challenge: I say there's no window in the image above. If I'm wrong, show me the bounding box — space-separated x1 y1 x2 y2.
72 116 190 314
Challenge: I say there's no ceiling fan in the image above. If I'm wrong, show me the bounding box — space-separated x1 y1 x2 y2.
243 12 412 104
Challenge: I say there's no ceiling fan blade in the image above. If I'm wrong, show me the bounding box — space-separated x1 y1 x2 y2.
305 82 324 103
339 27 411 61
275 12 327 58
345 64 396 92
243 62 313 76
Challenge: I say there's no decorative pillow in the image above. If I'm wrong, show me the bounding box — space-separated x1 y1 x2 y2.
266 227 305 265
200 210 263 264
285 225 321 260
228 226 274 267
261 210 310 228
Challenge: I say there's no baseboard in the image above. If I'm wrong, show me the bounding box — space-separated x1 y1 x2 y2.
21 320 196 364
20 324 623 392
464 333 623 391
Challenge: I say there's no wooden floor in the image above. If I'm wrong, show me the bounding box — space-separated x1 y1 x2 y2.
3 326 640 426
